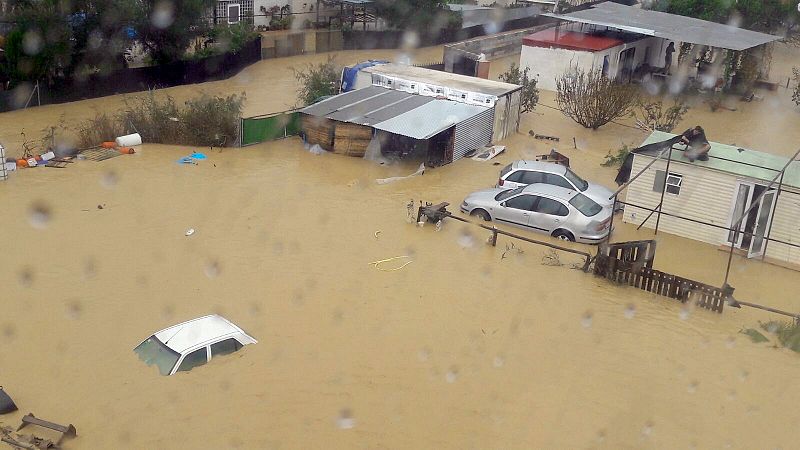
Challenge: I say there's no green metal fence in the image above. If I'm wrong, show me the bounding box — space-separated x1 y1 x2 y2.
240 111 301 146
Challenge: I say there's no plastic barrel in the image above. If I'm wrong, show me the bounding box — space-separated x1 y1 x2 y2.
101 141 117 149
118 147 135 155
115 133 142 147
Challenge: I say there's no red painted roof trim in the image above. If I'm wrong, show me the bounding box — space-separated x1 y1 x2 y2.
523 29 624 52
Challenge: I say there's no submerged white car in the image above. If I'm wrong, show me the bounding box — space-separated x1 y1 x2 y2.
134 315 257 376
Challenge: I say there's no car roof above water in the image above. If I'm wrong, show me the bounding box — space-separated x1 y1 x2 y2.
519 183 577 199
510 160 568 175
153 314 256 353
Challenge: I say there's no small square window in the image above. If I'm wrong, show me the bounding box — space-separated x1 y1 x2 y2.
653 170 682 195
665 173 682 195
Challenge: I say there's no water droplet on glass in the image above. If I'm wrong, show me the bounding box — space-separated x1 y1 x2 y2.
22 30 43 55
101 170 119 188
457 228 475 248
596 429 606 442
687 381 698 393
727 389 737 400
84 258 97 279
18 267 34 287
581 311 593 328
2 324 16 341
417 348 430 362
725 336 736 348
445 366 459 383
679 306 691 320
624 304 636 319
204 260 221 279
642 421 654 437
493 355 505 368
739 370 749 382
336 409 355 429
151 0 176 29
65 300 82 320
28 202 51 229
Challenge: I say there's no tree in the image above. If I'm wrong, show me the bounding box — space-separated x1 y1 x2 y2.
2 0 74 84
292 56 341 107
633 97 689 132
132 0 215 65
498 63 539 114
555 67 640 130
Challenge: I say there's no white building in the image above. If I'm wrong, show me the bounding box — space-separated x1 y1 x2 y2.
622 131 800 269
353 63 522 143
519 2 779 91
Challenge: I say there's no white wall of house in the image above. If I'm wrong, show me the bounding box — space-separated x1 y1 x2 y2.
623 155 737 245
520 34 674 91
765 190 800 266
520 45 595 91
624 154 800 267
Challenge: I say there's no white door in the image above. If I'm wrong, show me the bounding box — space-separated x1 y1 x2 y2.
747 190 777 259
727 182 754 247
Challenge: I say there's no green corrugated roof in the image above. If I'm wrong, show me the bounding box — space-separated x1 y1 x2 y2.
637 131 800 190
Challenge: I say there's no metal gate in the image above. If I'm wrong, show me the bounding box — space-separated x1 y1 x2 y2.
453 107 494 162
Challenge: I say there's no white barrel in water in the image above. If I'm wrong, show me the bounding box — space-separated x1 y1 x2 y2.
0 143 7 181
115 133 142 147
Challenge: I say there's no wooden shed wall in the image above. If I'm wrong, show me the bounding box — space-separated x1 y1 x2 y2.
301 114 335 151
333 122 373 157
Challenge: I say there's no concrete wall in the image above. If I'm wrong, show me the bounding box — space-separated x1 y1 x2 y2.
444 24 554 73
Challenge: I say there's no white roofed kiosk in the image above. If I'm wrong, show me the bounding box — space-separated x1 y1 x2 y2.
520 2 780 91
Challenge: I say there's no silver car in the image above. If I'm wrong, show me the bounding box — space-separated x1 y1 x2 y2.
497 161 615 207
460 184 612 243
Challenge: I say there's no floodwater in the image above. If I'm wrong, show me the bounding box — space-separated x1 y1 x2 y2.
1 44 800 449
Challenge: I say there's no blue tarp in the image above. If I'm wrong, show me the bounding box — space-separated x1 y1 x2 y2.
340 60 389 92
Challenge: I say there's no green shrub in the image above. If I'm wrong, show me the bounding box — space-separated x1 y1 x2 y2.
75 92 245 148
601 145 630 168
292 56 341 107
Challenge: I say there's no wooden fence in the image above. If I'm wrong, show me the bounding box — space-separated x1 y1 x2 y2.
594 241 727 313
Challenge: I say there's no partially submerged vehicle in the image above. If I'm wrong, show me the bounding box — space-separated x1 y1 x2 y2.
497 160 615 207
134 315 257 376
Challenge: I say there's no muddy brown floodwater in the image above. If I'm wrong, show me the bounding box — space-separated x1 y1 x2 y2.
1 44 800 449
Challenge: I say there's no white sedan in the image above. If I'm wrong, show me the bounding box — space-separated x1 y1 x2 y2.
134 315 257 376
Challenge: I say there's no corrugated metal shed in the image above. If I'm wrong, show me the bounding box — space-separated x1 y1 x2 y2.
361 64 520 97
301 86 388 117
373 100 489 140
544 2 780 51
637 131 800 189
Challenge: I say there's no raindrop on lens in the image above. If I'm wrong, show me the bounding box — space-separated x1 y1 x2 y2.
66 300 82 320
581 311 593 328
687 381 698 393
624 304 636 319
204 260 221 279
22 30 43 55
18 268 34 287
336 409 355 429
457 229 475 248
28 202 51 229
151 0 176 29
679 306 690 320
445 366 459 383
101 170 119 188
493 355 505 368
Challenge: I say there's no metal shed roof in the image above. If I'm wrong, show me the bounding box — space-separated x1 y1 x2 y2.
361 64 520 97
301 86 436 126
636 131 800 190
373 100 488 140
544 2 781 51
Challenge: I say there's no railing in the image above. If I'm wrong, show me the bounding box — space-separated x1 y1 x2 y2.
594 241 727 313
417 202 593 271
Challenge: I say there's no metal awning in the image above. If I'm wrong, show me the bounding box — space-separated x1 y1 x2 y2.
373 100 488 140
543 2 781 51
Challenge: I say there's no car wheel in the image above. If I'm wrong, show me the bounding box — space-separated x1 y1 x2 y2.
470 209 491 221
552 229 575 242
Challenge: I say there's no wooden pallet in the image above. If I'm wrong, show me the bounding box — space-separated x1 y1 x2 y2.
79 148 121 161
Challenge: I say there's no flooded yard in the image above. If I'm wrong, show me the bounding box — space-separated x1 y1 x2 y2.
1 43 800 449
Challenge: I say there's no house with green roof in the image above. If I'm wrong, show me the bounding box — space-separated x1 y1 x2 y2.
622 131 800 268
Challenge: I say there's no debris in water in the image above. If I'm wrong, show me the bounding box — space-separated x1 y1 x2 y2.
368 256 412 271
336 409 355 429
185 228 195 236
581 311 593 328
376 163 425 185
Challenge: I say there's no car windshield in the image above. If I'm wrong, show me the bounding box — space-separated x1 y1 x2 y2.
569 193 602 217
134 336 180 376
564 168 589 191
495 186 526 201
500 164 513 177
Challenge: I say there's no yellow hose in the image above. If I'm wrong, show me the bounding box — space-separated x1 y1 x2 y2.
368 256 413 271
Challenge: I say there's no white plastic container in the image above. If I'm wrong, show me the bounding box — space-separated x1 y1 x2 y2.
40 151 55 161
115 133 142 147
